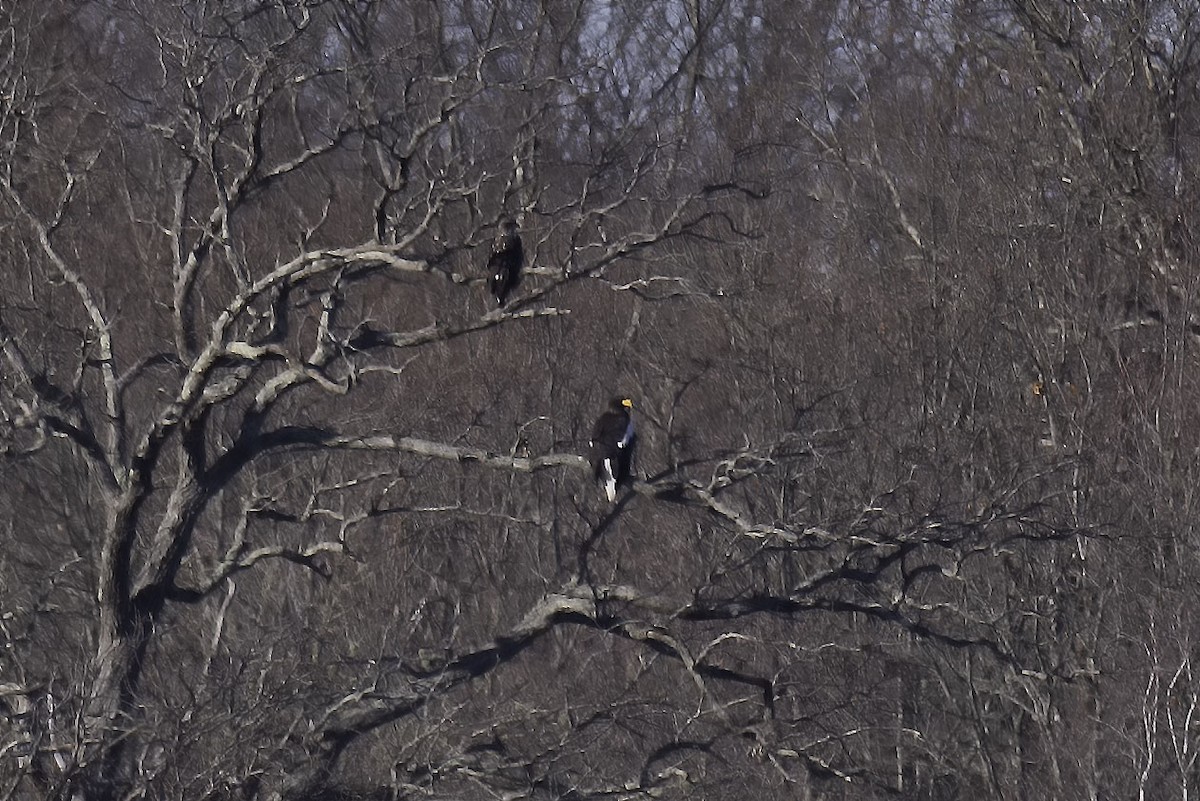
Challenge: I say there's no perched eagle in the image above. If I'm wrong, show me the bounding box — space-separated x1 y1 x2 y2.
590 397 635 502
487 218 523 307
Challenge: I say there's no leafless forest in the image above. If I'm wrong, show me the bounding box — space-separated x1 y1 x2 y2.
2 1 1199 799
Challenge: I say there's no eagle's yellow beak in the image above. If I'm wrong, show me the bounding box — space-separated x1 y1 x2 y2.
621 398 633 409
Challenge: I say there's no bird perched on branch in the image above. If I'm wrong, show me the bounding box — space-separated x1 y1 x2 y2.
590 397 635 502
487 218 523 307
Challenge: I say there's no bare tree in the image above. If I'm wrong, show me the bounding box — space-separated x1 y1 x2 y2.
9 1 1200 801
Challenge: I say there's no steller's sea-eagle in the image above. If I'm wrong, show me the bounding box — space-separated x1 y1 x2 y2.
487 218 523 307
590 397 635 502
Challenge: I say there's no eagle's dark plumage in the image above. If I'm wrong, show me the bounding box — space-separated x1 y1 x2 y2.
487 219 523 307
590 397 635 502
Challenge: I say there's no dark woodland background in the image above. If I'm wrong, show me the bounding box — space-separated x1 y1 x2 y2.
2 1 1200 799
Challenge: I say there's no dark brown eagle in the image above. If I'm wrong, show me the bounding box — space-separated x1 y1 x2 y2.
487 218 523 307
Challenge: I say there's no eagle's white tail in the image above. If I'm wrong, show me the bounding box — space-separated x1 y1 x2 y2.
602 458 617 502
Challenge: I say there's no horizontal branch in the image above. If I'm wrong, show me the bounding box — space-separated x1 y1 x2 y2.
279 430 590 474
170 540 343 603
345 307 569 352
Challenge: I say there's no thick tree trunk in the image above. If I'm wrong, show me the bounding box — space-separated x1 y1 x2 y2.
80 497 148 800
